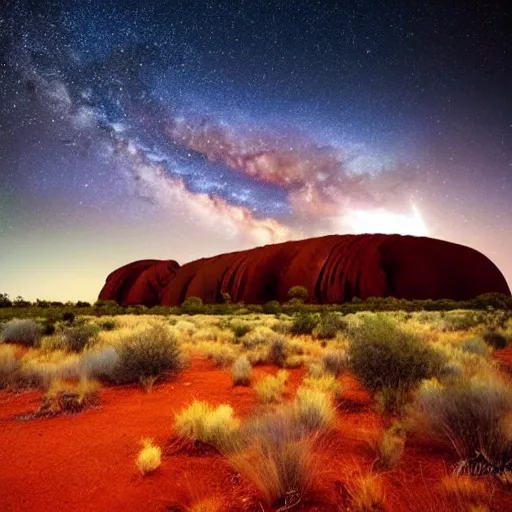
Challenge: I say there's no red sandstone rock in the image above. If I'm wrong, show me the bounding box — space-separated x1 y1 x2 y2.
98 235 510 306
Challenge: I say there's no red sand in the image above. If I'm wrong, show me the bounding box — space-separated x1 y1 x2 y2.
0 358 511 511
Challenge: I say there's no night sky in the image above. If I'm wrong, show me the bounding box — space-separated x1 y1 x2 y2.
0 0 510 302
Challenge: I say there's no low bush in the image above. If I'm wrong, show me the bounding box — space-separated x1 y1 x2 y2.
373 422 405 469
136 438 162 475
1 319 42 347
174 400 240 450
268 337 288 367
263 300 281 314
39 378 100 414
80 346 119 381
231 355 252 386
413 376 512 475
482 330 508 350
347 315 444 397
114 325 181 390
61 324 100 353
229 322 252 338
254 370 289 403
99 320 117 331
180 297 204 314
315 313 347 340
289 314 319 336
441 312 480 332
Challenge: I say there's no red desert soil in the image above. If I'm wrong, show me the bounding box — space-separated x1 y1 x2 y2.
0 359 511 512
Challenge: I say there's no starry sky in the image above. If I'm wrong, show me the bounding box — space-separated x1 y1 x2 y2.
0 0 510 302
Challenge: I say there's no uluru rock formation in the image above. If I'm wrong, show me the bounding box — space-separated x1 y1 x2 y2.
99 234 510 306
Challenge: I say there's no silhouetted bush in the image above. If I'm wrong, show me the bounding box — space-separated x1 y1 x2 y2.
482 330 508 350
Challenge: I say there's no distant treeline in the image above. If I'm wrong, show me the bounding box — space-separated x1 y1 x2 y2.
0 292 511 320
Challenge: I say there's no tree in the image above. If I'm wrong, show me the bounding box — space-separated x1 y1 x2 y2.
0 293 12 308
287 285 308 303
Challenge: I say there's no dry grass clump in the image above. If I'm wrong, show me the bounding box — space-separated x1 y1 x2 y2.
321 350 347 377
174 400 240 450
268 337 288 366
241 326 281 349
373 422 405 469
254 370 289 403
301 374 343 402
80 346 119 381
347 472 387 512
413 375 512 475
20 350 82 388
293 386 336 432
199 343 237 367
136 438 162 475
0 344 21 388
114 325 181 390
1 319 42 347
40 378 100 414
227 411 325 509
438 475 489 508
231 355 252 386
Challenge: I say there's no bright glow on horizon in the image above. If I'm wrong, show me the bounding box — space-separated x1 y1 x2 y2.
342 203 428 236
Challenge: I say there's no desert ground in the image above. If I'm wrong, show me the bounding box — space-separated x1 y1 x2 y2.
1 308 511 511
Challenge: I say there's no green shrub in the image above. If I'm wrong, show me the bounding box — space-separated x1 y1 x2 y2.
289 314 319 336
414 376 512 475
61 324 100 353
347 315 444 395
99 320 116 331
231 355 252 386
181 296 204 314
441 313 480 332
315 313 347 340
263 300 281 314
1 319 42 346
114 325 181 389
229 322 252 338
